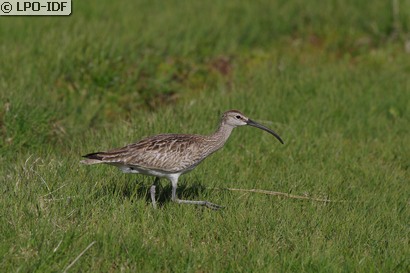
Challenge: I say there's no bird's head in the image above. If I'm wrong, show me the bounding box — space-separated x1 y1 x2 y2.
222 110 284 144
222 110 248 127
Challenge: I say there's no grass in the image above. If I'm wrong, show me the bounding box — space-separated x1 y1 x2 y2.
1 0 409 272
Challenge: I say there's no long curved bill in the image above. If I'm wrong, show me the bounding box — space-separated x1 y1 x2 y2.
247 119 284 144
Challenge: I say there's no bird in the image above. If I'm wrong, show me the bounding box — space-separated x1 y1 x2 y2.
81 110 284 209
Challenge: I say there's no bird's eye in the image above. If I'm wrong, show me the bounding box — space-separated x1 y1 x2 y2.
235 115 241 119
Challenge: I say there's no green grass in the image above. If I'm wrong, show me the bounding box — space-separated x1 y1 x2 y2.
1 0 409 272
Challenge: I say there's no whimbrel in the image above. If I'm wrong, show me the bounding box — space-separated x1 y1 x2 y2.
81 110 284 209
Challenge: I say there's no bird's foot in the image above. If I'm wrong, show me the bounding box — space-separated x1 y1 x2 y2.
174 199 224 210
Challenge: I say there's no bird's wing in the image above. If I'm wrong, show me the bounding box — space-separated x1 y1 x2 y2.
84 134 206 173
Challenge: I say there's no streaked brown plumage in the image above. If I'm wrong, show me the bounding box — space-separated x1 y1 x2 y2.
81 110 284 209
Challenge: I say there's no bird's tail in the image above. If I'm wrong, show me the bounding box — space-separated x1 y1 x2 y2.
80 152 104 165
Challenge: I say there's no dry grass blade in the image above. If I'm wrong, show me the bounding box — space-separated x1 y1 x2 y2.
63 241 96 273
209 187 351 203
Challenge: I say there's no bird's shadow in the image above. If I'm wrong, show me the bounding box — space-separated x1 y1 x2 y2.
102 176 208 208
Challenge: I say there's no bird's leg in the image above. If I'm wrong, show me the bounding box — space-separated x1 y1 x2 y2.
170 177 224 210
150 177 160 209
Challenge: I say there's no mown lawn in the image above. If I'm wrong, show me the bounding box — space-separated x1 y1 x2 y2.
1 1 409 272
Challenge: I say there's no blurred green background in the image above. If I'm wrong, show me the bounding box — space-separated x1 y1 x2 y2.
0 0 409 272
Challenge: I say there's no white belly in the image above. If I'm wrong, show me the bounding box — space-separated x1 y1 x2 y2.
116 164 172 178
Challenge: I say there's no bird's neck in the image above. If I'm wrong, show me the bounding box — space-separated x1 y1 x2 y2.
207 122 234 153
